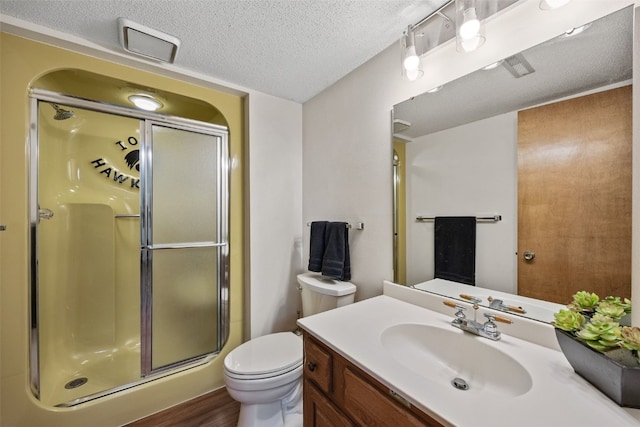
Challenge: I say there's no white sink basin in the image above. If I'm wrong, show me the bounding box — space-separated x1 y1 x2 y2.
380 323 533 397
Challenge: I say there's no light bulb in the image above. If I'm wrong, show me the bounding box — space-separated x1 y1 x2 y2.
459 7 480 39
403 45 420 71
405 68 423 81
460 36 483 52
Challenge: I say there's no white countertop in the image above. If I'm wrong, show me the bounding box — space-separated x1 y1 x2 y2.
297 294 640 427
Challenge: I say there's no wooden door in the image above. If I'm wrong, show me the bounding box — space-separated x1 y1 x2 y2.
517 86 632 304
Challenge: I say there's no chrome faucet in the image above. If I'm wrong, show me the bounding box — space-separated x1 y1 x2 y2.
443 301 512 341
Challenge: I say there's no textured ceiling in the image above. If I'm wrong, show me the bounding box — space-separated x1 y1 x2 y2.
0 0 450 103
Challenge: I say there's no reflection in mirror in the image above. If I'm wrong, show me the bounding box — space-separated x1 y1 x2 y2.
392 6 633 323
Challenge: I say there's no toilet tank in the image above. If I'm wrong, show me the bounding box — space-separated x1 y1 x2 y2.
297 272 356 317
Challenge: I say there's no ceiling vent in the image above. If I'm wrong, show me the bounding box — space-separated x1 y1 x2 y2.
502 53 535 78
118 18 180 63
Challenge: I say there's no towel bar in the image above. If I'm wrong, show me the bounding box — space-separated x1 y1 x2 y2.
416 215 501 223
306 222 364 230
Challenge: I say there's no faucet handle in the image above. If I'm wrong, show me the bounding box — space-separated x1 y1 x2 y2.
459 293 482 304
488 296 527 314
481 313 513 339
443 300 467 323
443 300 464 310
485 313 513 324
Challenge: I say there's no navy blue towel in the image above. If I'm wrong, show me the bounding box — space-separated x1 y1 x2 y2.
321 222 351 281
308 221 328 272
434 216 476 285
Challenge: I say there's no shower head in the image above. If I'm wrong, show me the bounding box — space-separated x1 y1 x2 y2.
51 103 75 120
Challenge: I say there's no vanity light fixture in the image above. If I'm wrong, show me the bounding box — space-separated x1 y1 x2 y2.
401 26 424 81
455 0 486 53
399 0 518 82
129 94 163 111
539 0 571 10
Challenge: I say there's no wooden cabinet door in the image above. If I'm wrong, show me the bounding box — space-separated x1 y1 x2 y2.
304 380 354 427
304 335 332 393
342 368 431 427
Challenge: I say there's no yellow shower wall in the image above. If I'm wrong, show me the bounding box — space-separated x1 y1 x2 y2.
0 32 244 426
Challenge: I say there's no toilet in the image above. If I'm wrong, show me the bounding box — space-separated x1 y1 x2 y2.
223 272 356 427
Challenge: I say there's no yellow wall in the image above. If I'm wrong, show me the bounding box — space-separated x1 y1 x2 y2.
0 32 244 426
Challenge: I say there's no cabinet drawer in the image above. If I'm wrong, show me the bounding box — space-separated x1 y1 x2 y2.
304 336 332 393
343 367 428 427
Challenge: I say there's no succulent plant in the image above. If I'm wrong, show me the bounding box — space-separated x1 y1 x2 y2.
603 296 632 314
595 301 626 321
575 314 621 352
620 326 640 352
553 309 585 332
571 291 600 311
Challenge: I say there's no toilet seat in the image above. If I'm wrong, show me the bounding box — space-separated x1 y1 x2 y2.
224 332 302 380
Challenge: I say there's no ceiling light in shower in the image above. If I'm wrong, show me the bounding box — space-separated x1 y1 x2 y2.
539 0 571 10
118 18 181 63
456 0 486 53
401 26 423 81
129 94 163 111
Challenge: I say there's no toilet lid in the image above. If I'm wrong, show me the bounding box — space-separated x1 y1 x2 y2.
224 332 302 377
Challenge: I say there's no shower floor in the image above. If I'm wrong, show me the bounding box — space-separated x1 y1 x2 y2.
40 347 141 407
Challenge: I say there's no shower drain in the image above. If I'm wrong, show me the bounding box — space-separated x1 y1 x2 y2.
451 377 469 391
65 377 88 389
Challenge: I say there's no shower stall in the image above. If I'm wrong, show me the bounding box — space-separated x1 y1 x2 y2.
29 89 229 407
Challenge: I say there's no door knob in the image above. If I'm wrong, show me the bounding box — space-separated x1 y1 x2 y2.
523 250 535 261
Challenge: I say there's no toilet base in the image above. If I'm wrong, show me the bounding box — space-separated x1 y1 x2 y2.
236 394 302 427
231 375 303 427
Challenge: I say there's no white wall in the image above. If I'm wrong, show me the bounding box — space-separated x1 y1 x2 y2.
246 92 303 338
303 0 633 301
405 112 517 292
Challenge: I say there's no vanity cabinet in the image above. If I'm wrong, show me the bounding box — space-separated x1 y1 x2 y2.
303 332 445 427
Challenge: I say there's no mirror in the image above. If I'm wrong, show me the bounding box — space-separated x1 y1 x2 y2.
392 6 633 323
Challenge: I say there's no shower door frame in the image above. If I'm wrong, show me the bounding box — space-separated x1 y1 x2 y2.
28 88 230 406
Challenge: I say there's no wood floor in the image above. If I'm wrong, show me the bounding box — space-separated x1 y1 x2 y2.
125 387 240 427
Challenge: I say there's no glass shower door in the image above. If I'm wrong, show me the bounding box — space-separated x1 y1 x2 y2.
142 122 228 374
